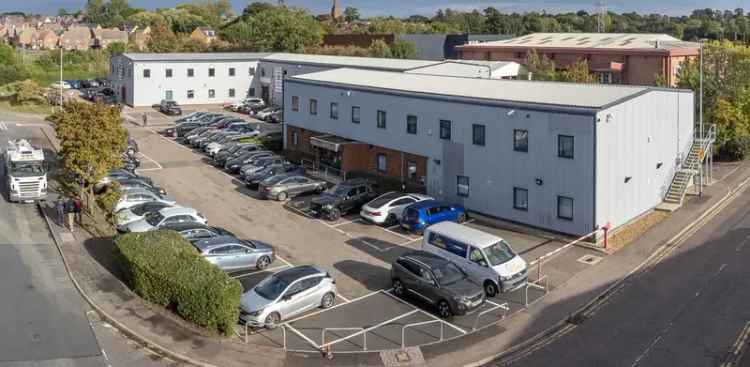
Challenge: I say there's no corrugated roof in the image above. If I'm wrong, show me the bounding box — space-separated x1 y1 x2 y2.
464 33 699 50
122 52 271 62
290 68 654 110
262 53 440 71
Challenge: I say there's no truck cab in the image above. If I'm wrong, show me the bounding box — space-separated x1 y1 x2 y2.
4 139 47 203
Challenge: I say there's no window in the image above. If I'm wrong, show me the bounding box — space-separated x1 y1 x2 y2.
187 68 194 77
248 67 255 76
248 88 255 97
397 259 421 276
283 281 304 298
377 154 387 173
351 106 360 123
377 110 386 129
209 246 232 255
558 135 574 159
261 68 266 77
165 90 173 100
291 96 299 111
407 115 417 135
472 124 485 146
393 198 416 206
229 67 235 76
208 89 215 98
300 277 322 291
143 69 150 78
187 90 195 99
513 187 528 211
469 247 488 267
228 88 235 97
165 68 172 78
208 68 215 77
557 196 574 220
457 176 469 197
292 131 299 145
309 99 317 115
407 160 417 180
330 102 339 119
439 120 451 140
513 129 528 152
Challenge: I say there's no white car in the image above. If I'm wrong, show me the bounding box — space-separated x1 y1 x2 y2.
113 189 176 212
115 201 176 231
51 81 72 90
360 192 433 225
122 207 206 233
255 107 278 121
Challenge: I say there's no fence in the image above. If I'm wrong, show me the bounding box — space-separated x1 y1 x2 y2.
301 159 346 183
528 228 602 281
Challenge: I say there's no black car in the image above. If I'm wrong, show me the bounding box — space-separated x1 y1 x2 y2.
159 222 234 242
115 178 167 195
258 130 283 151
310 178 378 221
243 162 300 187
391 251 485 318
214 143 261 166
160 99 182 115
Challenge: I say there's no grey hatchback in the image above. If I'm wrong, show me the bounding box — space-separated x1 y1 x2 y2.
193 235 275 272
391 250 485 318
258 173 327 201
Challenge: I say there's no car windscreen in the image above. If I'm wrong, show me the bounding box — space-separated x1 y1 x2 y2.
144 212 165 226
324 185 350 197
131 203 160 216
483 240 517 266
432 261 467 286
368 192 401 208
405 208 419 220
254 275 289 300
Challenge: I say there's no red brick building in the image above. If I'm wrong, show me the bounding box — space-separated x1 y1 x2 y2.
456 33 700 86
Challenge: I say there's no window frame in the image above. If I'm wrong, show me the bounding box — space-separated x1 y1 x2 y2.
292 131 299 146
472 124 486 146
228 88 235 98
291 96 299 111
187 90 195 99
208 68 215 77
558 135 574 159
377 110 387 129
208 89 215 99
457 175 470 197
351 106 360 124
309 99 317 115
165 68 172 78
406 115 417 135
513 129 528 152
248 67 255 76
439 120 451 140
557 196 574 221
407 160 417 181
187 68 194 77
228 67 235 77
330 102 339 120
143 69 150 78
513 187 528 211
376 153 387 173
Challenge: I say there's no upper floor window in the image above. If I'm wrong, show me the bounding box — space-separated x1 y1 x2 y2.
208 68 215 77
228 88 235 97
291 96 299 111
330 102 339 120
514 129 528 152
351 106 360 123
187 68 194 77
439 120 451 140
249 67 255 76
558 135 574 159
309 99 317 115
377 110 386 129
165 68 173 78
406 115 417 135
229 67 235 77
472 124 485 146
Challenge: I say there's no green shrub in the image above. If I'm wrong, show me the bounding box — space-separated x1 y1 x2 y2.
115 230 243 335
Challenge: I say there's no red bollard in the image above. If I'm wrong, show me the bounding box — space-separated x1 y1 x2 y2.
602 222 612 250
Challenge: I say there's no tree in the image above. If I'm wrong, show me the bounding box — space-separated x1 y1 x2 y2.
525 50 558 81
106 42 127 56
10 80 45 105
127 11 166 28
241 2 276 18
58 8 70 17
368 39 392 58
343 7 359 23
147 22 180 52
0 43 29 85
47 101 127 205
559 59 596 83
390 39 417 59
220 6 322 52
85 0 107 24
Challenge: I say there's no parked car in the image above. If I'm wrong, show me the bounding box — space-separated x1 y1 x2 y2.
120 151 140 171
113 189 176 212
98 169 153 187
193 235 275 272
159 222 234 242
239 265 337 328
80 79 97 89
65 80 81 89
115 201 175 231
391 250 485 318
50 81 72 90
175 112 207 124
310 178 378 221
238 156 288 179
122 207 206 233
255 107 279 121
243 98 265 110
360 192 434 226
225 151 274 173
127 136 139 154
258 173 327 201
116 178 167 196
214 143 261 166
269 110 283 124
422 222 528 296
400 200 467 234
205 133 259 156
244 162 300 188
160 99 182 115
258 130 283 151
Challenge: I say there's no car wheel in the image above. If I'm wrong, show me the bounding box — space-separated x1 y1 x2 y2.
327 208 341 221
264 312 281 329
484 281 499 298
276 191 288 201
457 213 467 223
392 279 405 297
437 300 453 319
320 292 335 309
256 256 271 270
315 185 324 194
385 214 397 226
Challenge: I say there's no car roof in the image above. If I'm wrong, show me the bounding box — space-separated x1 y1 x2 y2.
160 222 211 232
274 265 325 284
158 207 197 216
123 188 158 197
427 221 503 249
407 199 442 210
399 250 449 269
193 235 241 251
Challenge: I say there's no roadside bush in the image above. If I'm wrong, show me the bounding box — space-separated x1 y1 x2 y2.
115 230 243 335
96 182 121 222
718 136 750 161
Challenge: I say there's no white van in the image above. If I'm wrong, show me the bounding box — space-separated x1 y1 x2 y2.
422 222 528 297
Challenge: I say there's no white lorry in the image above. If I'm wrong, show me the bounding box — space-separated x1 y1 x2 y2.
4 139 47 202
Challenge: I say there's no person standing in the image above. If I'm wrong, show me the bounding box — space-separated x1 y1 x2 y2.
74 196 83 224
65 197 76 231
142 112 148 127
55 197 65 227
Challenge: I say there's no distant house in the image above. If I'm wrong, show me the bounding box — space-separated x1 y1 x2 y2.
39 22 63 33
33 30 59 49
129 26 151 50
190 27 217 46
0 25 8 42
94 27 128 48
14 28 36 48
59 26 92 50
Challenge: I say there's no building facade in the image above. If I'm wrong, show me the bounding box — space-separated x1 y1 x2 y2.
282 68 694 236
456 33 700 86
109 53 269 107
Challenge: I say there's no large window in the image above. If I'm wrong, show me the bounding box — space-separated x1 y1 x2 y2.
248 88 255 97
309 99 317 115
187 68 194 77
558 135 574 159
330 102 339 120
187 90 194 99
208 68 215 77
407 115 417 135
291 96 299 111
440 120 451 140
292 131 299 146
143 69 150 78
229 67 235 76
351 106 360 123
228 88 235 97
457 176 469 197
165 90 173 100
472 124 485 146
248 67 255 76
208 89 215 99
557 196 574 220
165 68 172 78
377 110 387 129
377 154 387 173
514 129 528 152
407 160 417 180
513 187 528 211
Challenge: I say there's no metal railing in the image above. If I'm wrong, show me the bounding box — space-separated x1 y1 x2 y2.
322 327 366 352
300 159 346 182
319 309 420 353
472 302 510 331
401 320 444 349
241 321 288 349
524 275 549 307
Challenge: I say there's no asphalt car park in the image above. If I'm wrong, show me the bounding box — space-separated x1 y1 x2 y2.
124 117 607 355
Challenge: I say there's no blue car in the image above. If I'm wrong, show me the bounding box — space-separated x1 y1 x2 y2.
400 200 467 233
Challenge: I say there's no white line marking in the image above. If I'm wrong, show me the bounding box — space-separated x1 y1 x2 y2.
357 237 392 252
285 289 386 324
276 255 294 267
398 237 423 247
721 321 750 367
331 218 363 227
136 152 163 170
381 289 467 335
337 293 351 303
133 167 162 172
230 264 290 279
382 226 417 241
319 309 421 348
15 123 46 127
737 235 750 252
0 122 7 131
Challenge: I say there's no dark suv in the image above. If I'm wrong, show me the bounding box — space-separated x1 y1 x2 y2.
160 99 182 115
391 251 485 318
310 178 377 221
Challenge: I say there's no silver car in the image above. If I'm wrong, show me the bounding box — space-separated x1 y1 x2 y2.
193 235 275 272
258 173 327 201
239 265 337 328
113 189 176 212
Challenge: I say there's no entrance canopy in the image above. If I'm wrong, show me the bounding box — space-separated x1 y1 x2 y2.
310 135 360 153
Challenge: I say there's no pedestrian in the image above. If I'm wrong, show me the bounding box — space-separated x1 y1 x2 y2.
74 196 83 224
142 112 148 127
55 197 65 227
65 197 76 231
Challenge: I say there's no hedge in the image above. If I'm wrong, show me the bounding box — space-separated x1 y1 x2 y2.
115 230 243 335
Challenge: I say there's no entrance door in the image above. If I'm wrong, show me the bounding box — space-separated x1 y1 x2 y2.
120 86 127 103
165 90 173 100
261 86 269 104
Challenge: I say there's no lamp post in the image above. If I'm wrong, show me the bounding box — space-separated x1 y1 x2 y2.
698 38 707 196
59 47 63 110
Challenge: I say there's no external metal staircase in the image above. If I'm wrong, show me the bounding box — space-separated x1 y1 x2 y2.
663 124 716 206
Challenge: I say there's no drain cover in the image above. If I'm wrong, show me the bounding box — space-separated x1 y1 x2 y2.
381 347 425 366
577 254 603 265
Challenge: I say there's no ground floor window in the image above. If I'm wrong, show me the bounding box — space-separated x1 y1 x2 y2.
229 88 235 98
457 176 469 197
557 196 573 220
292 131 299 146
208 89 215 99
187 90 194 99
407 160 417 180
377 154 387 173
248 88 255 97
513 187 528 211
165 90 173 100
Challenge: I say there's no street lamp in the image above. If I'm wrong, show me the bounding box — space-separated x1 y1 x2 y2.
59 47 63 110
699 38 706 140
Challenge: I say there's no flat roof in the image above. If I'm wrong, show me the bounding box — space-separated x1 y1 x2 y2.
462 33 699 50
406 60 519 78
121 52 272 62
262 52 440 71
289 68 668 110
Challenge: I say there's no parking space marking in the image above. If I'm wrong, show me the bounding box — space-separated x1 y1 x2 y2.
230 264 290 279
285 289 387 324
331 218 363 227
381 289 467 335
337 293 352 303
320 309 422 349
0 122 7 131
382 226 418 241
276 255 294 268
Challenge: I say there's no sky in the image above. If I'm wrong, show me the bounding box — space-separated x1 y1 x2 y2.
2 0 750 17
